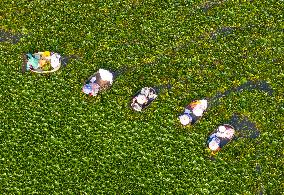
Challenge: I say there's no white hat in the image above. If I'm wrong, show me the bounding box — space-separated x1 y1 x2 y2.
218 126 226 133
209 139 220 151
98 69 113 83
50 53 61 68
136 94 147 104
192 108 204 116
179 114 192 126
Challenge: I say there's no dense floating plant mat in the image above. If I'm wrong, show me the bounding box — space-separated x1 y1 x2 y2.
0 0 283 194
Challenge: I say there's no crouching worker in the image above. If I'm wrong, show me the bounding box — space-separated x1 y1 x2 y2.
22 51 61 73
179 99 208 126
207 124 235 153
82 69 114 96
131 87 158 112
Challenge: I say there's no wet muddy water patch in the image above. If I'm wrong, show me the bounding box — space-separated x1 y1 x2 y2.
0 29 23 44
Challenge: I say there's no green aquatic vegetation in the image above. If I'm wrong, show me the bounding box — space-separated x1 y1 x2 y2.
0 0 283 194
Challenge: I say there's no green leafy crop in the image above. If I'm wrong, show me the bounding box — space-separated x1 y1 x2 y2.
0 0 283 194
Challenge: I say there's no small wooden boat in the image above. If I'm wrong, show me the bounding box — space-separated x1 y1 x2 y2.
22 51 61 74
82 69 114 96
179 99 208 126
207 124 236 153
131 87 158 112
